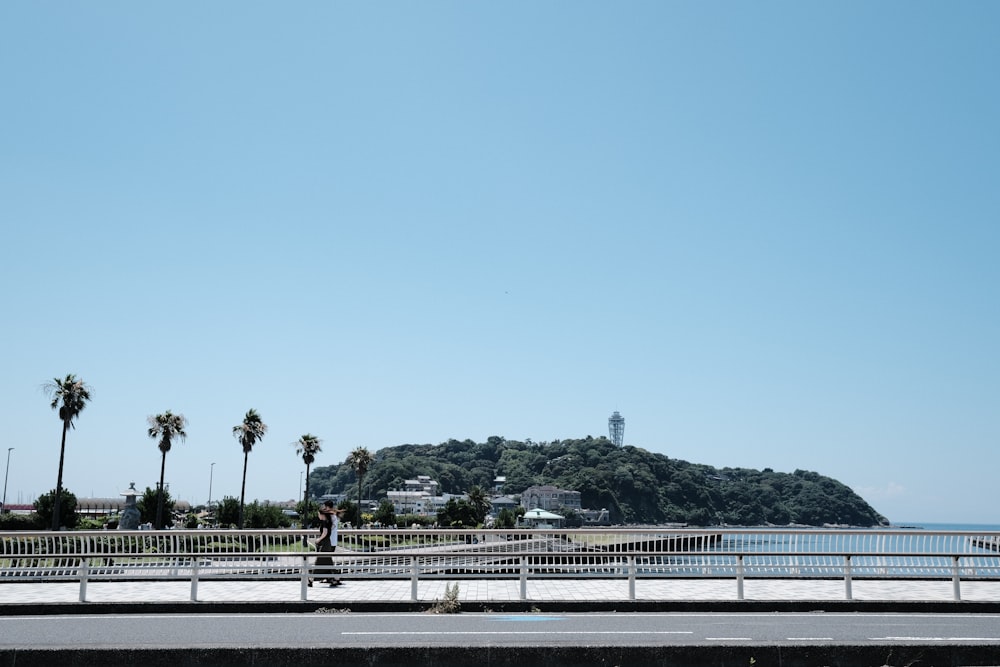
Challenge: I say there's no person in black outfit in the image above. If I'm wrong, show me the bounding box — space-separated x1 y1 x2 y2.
309 502 344 587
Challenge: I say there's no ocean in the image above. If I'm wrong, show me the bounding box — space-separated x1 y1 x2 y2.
651 523 1000 578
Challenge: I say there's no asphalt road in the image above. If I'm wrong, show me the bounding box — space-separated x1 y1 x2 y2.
4 611 1000 649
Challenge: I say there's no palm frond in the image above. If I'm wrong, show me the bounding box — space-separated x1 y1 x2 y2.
233 409 268 453
43 373 92 428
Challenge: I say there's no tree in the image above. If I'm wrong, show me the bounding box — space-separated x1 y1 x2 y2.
147 410 187 529
436 498 477 528
232 409 267 529
294 434 322 530
346 446 373 526
34 488 79 530
215 496 241 527
43 374 92 530
495 507 517 529
137 485 174 525
466 485 491 525
373 499 396 527
295 498 319 524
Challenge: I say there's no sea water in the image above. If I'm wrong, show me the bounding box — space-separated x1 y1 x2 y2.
647 523 1000 577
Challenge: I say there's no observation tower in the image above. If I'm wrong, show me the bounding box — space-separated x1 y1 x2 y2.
608 411 625 447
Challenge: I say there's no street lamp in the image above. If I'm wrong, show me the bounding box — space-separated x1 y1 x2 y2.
2 448 12 514
208 462 216 508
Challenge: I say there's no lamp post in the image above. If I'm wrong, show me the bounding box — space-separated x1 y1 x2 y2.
208 462 215 508
2 448 12 514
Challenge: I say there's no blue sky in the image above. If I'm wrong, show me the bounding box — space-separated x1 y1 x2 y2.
2 2 997 524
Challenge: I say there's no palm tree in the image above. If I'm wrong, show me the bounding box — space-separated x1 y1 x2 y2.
147 410 188 529
346 446 373 526
232 409 267 529
294 434 322 530
43 374 92 531
466 484 491 525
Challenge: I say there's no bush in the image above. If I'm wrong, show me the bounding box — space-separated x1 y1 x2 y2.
78 517 106 530
397 514 435 528
243 502 292 529
0 513 41 531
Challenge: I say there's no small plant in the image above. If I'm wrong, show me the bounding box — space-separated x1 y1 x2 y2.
429 582 461 614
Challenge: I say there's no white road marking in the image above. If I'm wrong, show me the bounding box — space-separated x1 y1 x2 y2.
706 637 754 641
872 637 1000 642
343 631 693 636
788 637 834 641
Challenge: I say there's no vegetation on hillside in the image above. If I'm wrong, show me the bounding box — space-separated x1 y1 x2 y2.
309 436 887 527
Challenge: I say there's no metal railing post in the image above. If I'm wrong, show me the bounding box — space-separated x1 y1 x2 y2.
411 556 419 602
191 559 199 602
520 556 528 601
952 556 962 601
736 554 744 601
844 555 853 600
627 556 636 600
78 558 89 603
301 555 310 601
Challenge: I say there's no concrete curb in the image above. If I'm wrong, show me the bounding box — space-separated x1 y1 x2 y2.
5 598 1000 616
4 643 1000 667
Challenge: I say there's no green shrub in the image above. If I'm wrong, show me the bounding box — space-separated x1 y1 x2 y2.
0 513 41 531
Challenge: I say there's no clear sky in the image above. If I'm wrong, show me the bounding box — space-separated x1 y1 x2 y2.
2 2 997 525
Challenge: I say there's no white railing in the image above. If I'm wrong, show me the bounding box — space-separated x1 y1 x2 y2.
2 527 999 602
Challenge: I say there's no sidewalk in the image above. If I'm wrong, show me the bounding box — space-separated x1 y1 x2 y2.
5 576 1000 608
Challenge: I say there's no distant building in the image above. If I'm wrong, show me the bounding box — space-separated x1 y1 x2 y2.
608 410 625 447
489 495 519 515
405 476 439 495
521 484 582 512
386 489 431 515
386 476 455 516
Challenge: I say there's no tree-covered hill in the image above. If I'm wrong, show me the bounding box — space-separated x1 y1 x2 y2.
309 436 888 527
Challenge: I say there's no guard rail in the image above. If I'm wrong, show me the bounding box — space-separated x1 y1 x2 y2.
2 527 998 602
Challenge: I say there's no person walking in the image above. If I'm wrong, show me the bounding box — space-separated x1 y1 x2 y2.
310 501 344 587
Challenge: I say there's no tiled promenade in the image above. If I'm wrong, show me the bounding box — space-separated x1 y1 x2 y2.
5 576 1000 606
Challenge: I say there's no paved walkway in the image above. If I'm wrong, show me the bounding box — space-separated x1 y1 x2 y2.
5 576 1000 606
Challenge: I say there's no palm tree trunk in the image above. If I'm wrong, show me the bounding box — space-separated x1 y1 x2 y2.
51 420 69 531
239 450 249 529
303 464 311 530
156 451 167 529
357 476 363 526
302 463 311 547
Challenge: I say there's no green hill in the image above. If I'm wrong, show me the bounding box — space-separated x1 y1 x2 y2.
309 436 888 527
